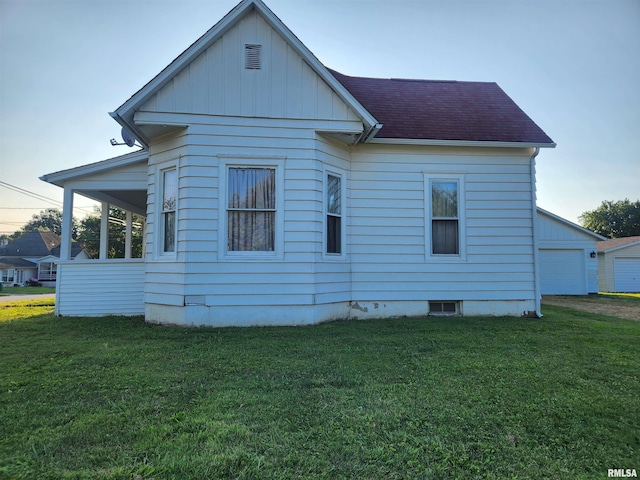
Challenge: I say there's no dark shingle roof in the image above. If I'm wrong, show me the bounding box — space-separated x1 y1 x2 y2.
0 258 37 269
329 69 554 145
0 231 60 257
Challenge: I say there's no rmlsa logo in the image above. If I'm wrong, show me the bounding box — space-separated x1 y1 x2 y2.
608 469 638 478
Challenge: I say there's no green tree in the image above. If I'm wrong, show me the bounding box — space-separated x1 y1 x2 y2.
78 206 144 259
11 208 78 240
579 199 640 238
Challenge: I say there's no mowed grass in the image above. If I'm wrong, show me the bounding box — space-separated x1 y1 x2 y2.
1 303 639 479
0 286 56 296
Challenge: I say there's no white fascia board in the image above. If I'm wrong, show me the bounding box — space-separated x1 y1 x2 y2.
367 138 557 149
111 0 379 141
40 150 148 187
537 207 607 241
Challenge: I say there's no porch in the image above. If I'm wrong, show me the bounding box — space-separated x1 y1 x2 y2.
41 151 149 317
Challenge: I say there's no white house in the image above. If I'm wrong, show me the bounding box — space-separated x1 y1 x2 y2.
597 237 640 292
536 208 605 295
41 0 555 326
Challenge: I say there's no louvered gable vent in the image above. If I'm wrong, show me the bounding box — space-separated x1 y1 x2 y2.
245 44 262 70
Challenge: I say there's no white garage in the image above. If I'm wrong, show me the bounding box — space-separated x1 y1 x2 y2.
598 237 640 292
537 208 604 295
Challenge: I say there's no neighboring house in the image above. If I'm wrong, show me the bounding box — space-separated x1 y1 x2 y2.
0 230 89 287
597 237 640 293
41 0 555 325
536 208 605 295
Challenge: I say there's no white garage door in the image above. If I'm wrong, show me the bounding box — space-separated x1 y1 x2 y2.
539 249 586 295
614 257 640 292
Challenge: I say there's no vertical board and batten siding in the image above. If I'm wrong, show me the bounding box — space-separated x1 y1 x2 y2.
57 261 145 316
139 10 359 124
536 211 600 294
348 145 537 303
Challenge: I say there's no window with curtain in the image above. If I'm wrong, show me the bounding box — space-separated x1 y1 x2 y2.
326 174 342 254
431 180 459 255
161 168 177 253
227 167 276 252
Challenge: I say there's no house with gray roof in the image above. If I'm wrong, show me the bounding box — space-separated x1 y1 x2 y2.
41 0 554 325
0 230 89 286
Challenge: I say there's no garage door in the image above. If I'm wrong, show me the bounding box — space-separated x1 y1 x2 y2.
539 249 586 295
614 257 640 292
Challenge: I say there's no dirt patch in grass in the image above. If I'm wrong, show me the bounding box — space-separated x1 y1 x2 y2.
542 294 640 321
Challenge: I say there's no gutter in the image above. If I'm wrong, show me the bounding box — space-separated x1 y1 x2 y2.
529 147 543 318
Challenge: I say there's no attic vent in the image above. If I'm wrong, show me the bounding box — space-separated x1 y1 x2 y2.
245 44 262 70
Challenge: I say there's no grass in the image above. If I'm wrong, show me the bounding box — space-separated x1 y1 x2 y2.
1 303 639 479
0 286 56 296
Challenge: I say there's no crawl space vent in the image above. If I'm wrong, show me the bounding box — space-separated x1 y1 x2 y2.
245 44 262 70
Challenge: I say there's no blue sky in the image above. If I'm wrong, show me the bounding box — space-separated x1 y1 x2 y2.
1 0 638 235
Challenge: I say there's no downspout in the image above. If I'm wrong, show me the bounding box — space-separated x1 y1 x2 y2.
529 147 543 317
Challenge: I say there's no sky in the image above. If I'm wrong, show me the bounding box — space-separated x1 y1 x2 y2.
0 0 638 236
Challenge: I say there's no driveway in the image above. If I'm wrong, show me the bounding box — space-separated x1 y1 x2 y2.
542 295 640 321
0 293 56 303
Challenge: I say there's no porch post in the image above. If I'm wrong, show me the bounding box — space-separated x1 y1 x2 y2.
59 187 74 261
100 202 109 260
125 210 133 259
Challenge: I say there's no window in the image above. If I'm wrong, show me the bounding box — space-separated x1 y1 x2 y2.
161 168 177 253
227 167 276 252
431 180 459 255
39 262 57 281
326 174 342 254
2 269 15 283
429 301 459 316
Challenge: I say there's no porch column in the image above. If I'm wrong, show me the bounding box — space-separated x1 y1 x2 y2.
100 202 109 260
125 210 133 259
59 187 74 261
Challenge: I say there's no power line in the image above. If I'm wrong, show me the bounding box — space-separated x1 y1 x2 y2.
0 181 97 216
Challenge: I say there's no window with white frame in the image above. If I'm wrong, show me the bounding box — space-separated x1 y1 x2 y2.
39 262 57 281
431 179 460 255
326 173 342 254
2 269 15 283
227 167 276 252
161 167 177 253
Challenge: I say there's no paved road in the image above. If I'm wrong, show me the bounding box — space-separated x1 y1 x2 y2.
0 293 56 303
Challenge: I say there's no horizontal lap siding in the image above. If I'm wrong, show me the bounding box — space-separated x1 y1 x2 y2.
349 146 536 302
151 120 341 307
57 261 145 316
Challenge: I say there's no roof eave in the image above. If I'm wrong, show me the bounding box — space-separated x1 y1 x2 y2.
537 207 607 240
40 150 149 187
111 0 379 144
366 138 557 149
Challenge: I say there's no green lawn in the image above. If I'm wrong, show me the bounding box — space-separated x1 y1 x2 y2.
0 286 56 296
1 302 638 479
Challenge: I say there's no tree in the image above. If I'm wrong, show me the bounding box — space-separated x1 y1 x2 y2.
579 199 640 238
77 206 144 259
11 208 78 240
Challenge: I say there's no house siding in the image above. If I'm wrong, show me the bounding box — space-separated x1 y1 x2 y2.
56 260 144 316
139 10 359 123
349 145 537 308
